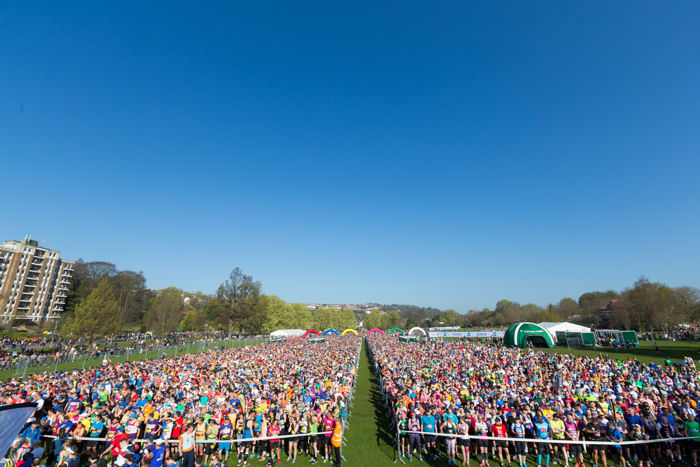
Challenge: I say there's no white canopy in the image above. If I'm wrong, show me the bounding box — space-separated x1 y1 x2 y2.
270 329 305 337
538 322 591 341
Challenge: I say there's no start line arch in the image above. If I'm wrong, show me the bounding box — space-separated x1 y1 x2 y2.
387 327 405 335
341 329 358 336
322 328 339 336
303 329 321 338
408 327 426 336
367 328 385 335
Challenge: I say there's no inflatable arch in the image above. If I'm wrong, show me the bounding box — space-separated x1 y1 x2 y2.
503 322 556 348
387 328 405 335
322 328 339 336
367 328 385 335
341 329 358 336
303 329 321 338
408 327 426 336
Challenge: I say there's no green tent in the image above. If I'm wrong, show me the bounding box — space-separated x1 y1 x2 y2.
581 332 597 346
621 331 638 345
503 322 556 348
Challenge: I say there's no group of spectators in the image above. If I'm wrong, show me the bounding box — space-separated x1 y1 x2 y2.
1 335 359 467
368 334 700 467
0 332 235 371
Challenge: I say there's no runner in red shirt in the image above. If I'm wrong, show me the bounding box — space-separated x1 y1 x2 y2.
491 417 511 466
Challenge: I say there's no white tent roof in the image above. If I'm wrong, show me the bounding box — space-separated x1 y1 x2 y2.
270 329 305 337
538 322 591 333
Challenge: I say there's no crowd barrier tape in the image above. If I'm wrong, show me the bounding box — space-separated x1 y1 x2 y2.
396 429 696 447
42 430 333 445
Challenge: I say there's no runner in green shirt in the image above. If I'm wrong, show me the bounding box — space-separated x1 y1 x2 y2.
684 413 700 466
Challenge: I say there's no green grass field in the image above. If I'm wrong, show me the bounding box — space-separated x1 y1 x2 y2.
542 339 700 364
0 338 266 381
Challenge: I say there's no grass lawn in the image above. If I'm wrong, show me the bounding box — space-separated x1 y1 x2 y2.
541 339 700 364
0 338 265 381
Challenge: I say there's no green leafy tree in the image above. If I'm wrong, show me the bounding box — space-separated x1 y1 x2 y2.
336 309 358 330
110 270 152 326
180 308 206 331
217 267 262 336
578 290 619 324
146 287 184 336
259 295 287 333
363 308 383 329
380 310 403 329
63 277 119 337
203 296 228 330
621 277 674 332
554 298 579 320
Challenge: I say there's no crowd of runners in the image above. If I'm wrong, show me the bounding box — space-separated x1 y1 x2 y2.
368 334 700 467
1 336 359 467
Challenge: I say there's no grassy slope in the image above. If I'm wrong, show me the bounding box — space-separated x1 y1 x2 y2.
0 338 265 381
541 339 700 364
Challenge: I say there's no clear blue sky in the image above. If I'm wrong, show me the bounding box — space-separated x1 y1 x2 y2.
2 1 699 311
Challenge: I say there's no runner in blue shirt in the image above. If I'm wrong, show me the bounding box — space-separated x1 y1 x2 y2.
421 408 438 462
534 414 551 467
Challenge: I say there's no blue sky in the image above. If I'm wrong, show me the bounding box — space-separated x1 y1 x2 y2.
1 1 699 311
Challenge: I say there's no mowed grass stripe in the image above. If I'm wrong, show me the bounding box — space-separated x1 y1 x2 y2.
344 339 397 466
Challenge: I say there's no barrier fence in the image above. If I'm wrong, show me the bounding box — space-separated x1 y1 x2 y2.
395 429 696 448
42 431 333 445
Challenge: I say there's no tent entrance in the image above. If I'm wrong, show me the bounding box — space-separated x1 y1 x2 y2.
526 335 551 348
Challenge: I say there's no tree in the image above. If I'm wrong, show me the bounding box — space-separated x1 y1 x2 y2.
217 267 262 336
620 277 674 332
363 308 383 329
554 298 579 320
259 295 287 333
146 287 184 336
63 277 119 337
380 310 404 329
180 308 206 331
337 309 358 330
578 290 618 324
203 297 228 330
672 287 700 323
110 270 151 325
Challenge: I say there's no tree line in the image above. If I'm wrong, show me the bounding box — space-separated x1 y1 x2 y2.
60 261 699 337
61 264 358 337
426 277 699 332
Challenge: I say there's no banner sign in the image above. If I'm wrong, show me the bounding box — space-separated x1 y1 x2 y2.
428 326 461 331
0 403 38 457
429 331 505 338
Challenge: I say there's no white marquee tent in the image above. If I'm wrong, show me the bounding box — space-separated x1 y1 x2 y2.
270 329 305 338
538 322 592 343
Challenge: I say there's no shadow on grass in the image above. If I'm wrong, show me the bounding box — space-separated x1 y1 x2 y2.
365 350 398 462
